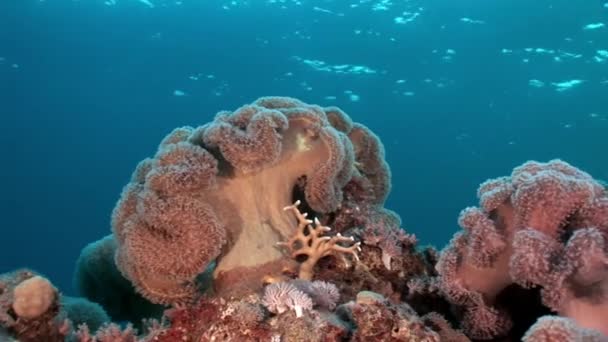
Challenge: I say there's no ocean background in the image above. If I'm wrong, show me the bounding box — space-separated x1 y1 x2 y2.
1 0 607 295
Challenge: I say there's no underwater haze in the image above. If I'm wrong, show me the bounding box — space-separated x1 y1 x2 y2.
2 0 607 294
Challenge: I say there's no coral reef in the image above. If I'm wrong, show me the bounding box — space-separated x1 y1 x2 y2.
3 97 607 341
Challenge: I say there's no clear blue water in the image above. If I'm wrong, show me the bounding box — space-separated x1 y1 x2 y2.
2 0 607 294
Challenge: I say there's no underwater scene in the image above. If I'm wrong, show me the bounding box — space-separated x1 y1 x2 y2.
2 0 608 341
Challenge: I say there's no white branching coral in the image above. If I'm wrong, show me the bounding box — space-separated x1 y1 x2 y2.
279 200 361 280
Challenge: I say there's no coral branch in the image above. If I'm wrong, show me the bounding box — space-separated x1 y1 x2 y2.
279 200 361 280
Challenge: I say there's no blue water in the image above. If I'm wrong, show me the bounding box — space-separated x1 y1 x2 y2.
2 0 607 295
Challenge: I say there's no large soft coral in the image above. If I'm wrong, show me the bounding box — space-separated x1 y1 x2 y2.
108 97 391 303
435 160 607 340
511 228 608 336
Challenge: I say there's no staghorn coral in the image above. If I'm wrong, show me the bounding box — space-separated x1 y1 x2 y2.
106 96 390 303
436 159 608 340
279 200 361 280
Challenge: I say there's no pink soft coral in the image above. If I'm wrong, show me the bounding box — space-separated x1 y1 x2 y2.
105 97 391 303
511 228 608 336
436 159 608 340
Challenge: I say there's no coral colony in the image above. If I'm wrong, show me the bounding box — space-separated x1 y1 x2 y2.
1 96 607 342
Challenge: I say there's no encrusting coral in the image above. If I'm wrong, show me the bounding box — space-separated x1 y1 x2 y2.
2 97 607 341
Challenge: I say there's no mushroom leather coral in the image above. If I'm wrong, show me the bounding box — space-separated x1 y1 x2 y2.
436 159 608 340
110 96 390 303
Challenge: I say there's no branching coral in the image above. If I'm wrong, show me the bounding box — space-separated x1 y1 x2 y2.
107 96 390 303
279 200 361 280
